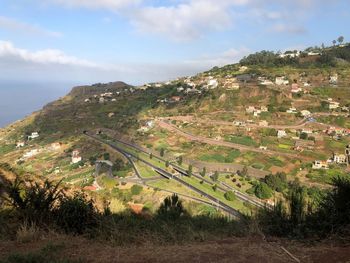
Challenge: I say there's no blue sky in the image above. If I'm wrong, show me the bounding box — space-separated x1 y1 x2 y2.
0 0 349 85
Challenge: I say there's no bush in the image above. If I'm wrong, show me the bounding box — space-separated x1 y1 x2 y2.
264 172 287 192
157 194 186 220
130 185 143 195
55 193 97 234
224 191 236 201
254 182 273 199
5 179 63 224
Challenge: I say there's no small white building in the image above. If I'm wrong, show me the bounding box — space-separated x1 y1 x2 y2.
300 110 311 117
207 78 219 89
16 141 25 148
246 106 256 114
260 106 268 112
329 74 338 85
275 77 289 85
28 132 39 140
72 150 82 164
333 154 347 164
312 160 329 170
287 107 298 114
277 130 287 138
328 101 340 110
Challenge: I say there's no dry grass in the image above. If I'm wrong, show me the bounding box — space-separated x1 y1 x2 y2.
16 222 41 243
1 233 350 263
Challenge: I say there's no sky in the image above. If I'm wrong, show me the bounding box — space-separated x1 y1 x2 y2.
0 0 349 86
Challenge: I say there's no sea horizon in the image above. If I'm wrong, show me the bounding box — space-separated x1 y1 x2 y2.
0 81 76 128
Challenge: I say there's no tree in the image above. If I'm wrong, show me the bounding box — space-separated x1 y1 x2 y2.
255 182 273 199
157 194 186 220
300 132 308 140
103 152 110 160
212 171 219 182
165 160 170 167
264 172 287 192
332 40 337 46
338 36 344 45
149 153 153 159
177 156 183 165
224 191 236 201
241 165 248 178
212 184 217 192
160 148 165 157
187 164 193 177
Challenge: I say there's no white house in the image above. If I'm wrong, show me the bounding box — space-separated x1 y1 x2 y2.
275 77 289 85
16 141 25 148
329 74 338 85
28 132 39 140
300 110 311 117
72 150 82 164
328 101 340 110
277 130 287 138
253 110 261 117
333 154 347 164
260 106 268 112
287 107 298 114
207 78 219 89
246 106 256 114
312 160 329 170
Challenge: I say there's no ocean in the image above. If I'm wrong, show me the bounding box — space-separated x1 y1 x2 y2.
0 81 77 128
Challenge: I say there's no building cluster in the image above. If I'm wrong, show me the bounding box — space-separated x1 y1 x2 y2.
313 145 350 170
137 120 155 133
245 105 268 117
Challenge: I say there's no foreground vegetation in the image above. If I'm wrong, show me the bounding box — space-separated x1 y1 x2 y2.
1 170 350 247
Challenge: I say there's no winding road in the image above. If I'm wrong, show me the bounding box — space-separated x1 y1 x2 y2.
85 133 244 219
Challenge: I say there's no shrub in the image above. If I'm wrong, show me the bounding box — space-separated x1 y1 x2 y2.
55 193 97 234
5 179 63 224
16 222 41 243
264 172 287 192
224 191 236 201
130 185 143 195
157 194 186 220
254 182 273 199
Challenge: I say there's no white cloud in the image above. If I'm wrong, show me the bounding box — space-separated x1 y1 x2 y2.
0 40 99 67
185 47 250 68
270 24 307 34
130 0 244 41
47 0 141 11
0 16 62 38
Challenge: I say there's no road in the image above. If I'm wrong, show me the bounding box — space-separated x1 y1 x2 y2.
159 115 309 130
85 133 244 219
86 132 270 210
157 120 299 158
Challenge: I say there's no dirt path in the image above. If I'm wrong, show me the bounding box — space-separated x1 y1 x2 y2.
1 236 349 263
157 120 300 159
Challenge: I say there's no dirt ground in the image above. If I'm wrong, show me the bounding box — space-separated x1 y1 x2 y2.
1 235 349 263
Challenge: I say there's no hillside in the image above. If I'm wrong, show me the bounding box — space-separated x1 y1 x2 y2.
1 44 350 215
1 43 350 262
